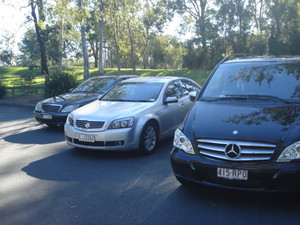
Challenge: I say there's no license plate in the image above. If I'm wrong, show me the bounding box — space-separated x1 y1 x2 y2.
42 115 52 119
76 133 95 143
217 167 248 180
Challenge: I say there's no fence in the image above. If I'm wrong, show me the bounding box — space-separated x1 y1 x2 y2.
5 86 44 96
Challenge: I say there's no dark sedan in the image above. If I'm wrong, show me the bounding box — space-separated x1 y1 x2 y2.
34 75 137 126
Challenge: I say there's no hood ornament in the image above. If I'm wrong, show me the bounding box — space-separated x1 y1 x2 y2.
84 121 91 129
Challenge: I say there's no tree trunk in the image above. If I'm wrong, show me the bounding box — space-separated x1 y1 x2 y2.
98 18 105 74
58 22 63 71
78 0 89 80
30 1 49 81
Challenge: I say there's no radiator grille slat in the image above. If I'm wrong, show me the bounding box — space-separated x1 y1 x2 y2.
197 139 276 162
76 120 105 129
42 104 62 113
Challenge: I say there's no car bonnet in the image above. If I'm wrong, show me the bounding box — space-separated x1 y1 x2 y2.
184 101 300 144
72 100 155 121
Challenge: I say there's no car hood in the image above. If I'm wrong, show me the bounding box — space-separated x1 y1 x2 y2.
41 93 99 105
185 101 300 144
72 100 154 120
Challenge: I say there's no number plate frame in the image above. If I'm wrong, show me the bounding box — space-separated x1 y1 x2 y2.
217 167 248 180
76 133 95 143
42 115 52 119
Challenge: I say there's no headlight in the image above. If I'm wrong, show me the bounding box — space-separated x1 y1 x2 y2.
277 142 300 162
61 104 80 112
173 129 195 155
66 114 74 126
35 101 42 111
108 117 134 129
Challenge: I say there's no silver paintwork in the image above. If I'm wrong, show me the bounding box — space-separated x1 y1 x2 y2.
64 76 201 151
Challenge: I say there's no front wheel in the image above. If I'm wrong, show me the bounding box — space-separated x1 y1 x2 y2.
139 122 158 155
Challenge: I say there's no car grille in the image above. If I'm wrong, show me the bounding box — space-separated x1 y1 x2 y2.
42 104 62 113
76 120 105 129
197 139 276 161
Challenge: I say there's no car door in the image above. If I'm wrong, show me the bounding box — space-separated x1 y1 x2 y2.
179 79 201 113
159 80 184 136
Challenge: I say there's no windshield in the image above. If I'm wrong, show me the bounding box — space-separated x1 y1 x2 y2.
101 82 164 102
72 77 116 94
202 61 300 101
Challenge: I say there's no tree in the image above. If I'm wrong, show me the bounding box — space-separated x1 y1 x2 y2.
77 0 90 79
29 0 49 80
18 30 40 67
18 27 63 67
97 0 105 74
0 31 14 66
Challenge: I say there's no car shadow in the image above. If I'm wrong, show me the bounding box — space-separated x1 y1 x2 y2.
141 183 300 225
4 125 65 145
21 138 173 182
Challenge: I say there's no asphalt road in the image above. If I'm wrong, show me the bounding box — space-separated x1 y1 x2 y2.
1 105 300 225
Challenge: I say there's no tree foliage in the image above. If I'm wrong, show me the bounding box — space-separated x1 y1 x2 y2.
13 0 300 72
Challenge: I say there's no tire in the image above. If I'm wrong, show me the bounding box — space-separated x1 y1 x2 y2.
139 121 158 155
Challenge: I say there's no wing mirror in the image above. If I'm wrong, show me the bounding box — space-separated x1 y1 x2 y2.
165 96 178 104
189 91 197 102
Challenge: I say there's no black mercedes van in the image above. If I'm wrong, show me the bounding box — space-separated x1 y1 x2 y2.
170 55 300 191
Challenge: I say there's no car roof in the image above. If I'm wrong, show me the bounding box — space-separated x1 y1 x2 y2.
119 76 189 83
222 55 300 64
88 75 138 80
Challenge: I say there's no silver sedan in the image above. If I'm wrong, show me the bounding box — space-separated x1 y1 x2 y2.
64 76 201 154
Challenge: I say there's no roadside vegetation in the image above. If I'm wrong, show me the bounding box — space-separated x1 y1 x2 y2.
0 66 211 97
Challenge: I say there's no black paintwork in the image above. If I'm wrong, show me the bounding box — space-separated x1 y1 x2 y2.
171 57 300 191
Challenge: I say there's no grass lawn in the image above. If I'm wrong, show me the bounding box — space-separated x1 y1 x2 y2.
0 66 211 96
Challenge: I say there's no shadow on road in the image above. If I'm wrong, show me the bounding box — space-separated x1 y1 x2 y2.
21 138 173 182
0 106 34 122
18 136 300 225
141 183 300 225
4 126 65 144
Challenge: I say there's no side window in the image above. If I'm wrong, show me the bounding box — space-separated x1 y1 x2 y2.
180 80 200 97
165 81 182 99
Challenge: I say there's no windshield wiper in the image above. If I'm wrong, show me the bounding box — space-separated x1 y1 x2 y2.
226 94 292 104
102 99 127 101
204 94 292 104
204 96 248 102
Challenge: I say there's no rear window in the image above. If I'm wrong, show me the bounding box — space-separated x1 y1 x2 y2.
202 61 300 100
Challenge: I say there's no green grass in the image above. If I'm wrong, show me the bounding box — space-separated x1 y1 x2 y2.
0 66 211 94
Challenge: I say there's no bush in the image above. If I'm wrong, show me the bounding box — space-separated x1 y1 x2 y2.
0 80 6 98
44 71 78 97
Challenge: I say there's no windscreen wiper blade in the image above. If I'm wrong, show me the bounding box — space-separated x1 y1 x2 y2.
203 94 292 104
204 96 248 102
240 95 292 104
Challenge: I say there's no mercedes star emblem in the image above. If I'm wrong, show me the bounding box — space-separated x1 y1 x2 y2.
225 144 241 159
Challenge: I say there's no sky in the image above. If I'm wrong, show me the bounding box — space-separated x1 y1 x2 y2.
0 1 31 50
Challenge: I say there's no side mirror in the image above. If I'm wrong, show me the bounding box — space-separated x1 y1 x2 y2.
165 96 178 104
189 91 197 102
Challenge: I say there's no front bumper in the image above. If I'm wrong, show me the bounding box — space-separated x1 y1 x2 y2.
64 123 141 151
170 148 300 192
34 111 69 126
